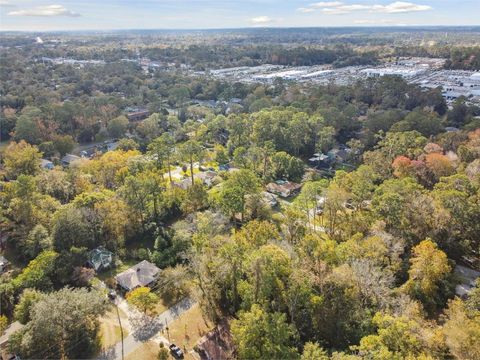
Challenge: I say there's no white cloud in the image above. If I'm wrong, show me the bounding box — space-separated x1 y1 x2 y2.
8 4 80 17
321 7 349 14
298 1 431 15
250 16 272 24
0 0 15 7
321 4 370 15
309 1 344 8
371 2 432 13
297 7 315 13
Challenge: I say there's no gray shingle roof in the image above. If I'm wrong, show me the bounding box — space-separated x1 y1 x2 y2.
115 260 160 291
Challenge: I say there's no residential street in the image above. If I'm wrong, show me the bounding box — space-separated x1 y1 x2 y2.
97 297 196 360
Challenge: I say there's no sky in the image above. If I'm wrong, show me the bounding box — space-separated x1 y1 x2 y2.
0 0 478 31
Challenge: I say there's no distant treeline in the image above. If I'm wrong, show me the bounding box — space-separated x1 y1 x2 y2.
394 45 480 70
140 45 379 69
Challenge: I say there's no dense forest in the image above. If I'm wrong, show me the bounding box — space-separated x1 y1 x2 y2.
1 30 480 360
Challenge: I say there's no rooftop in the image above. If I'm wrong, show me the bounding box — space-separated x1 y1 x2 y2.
115 260 160 291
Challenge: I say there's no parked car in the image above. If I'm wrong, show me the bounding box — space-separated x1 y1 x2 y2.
169 344 184 359
107 290 117 300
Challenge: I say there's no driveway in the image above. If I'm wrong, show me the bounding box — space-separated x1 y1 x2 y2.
97 297 196 360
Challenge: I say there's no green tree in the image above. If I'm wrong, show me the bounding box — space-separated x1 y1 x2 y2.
107 115 129 138
271 152 305 182
3 140 42 179
12 250 58 291
404 239 452 312
14 288 45 324
443 298 480 360
51 205 94 252
178 139 205 186
352 312 432 360
13 106 43 144
158 342 170 360
53 135 76 157
240 244 292 312
232 304 299 360
182 182 208 214
317 126 336 153
24 224 52 260
214 169 260 223
301 342 329 360
126 286 159 314
117 138 139 151
11 287 107 359
148 133 175 182
0 315 7 333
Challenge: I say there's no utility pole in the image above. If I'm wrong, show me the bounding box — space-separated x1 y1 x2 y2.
116 304 124 360
165 318 170 342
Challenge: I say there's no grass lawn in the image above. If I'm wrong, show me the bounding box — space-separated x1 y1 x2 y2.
152 298 169 315
125 341 159 360
166 303 212 360
99 307 129 350
96 259 138 282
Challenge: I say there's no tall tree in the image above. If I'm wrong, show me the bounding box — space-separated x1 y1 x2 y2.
231 304 299 360
3 141 42 179
126 286 159 314
178 139 204 186
10 287 107 359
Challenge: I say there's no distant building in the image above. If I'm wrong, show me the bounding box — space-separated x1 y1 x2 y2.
261 191 278 208
115 260 160 292
454 265 480 298
195 170 217 188
0 255 9 273
40 159 54 170
308 153 330 168
266 180 302 198
445 127 460 132
172 178 193 190
0 321 24 356
195 320 234 360
61 154 81 167
327 148 350 163
87 247 113 272
126 109 150 122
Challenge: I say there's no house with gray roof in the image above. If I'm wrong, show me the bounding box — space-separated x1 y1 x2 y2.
61 154 81 167
115 260 160 292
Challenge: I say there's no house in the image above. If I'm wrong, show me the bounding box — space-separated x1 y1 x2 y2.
261 191 278 208
0 256 9 273
308 153 330 168
115 260 160 292
196 171 217 188
454 265 480 298
266 180 302 198
0 321 24 354
126 109 150 122
327 148 350 163
445 126 460 132
40 159 54 170
80 147 98 159
87 247 113 272
61 154 81 167
173 171 218 190
195 320 234 360
173 178 193 190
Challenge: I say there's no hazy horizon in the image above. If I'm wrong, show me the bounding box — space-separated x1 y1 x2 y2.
1 1 479 32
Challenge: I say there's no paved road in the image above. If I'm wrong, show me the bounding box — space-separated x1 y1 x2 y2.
98 297 196 360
